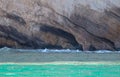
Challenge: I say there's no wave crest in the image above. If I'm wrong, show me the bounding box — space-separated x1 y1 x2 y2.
0 47 120 53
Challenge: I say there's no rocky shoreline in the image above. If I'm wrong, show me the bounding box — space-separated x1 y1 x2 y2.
0 0 120 51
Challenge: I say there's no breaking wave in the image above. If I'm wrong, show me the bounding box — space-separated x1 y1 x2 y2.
0 47 120 53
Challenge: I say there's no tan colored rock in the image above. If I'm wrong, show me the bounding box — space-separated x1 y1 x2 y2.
0 0 120 50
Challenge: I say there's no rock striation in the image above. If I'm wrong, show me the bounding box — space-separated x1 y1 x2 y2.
0 0 120 51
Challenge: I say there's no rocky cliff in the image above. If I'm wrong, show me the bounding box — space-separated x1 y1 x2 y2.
0 0 120 51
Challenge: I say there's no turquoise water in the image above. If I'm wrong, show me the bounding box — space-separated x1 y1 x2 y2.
0 47 120 77
0 64 120 77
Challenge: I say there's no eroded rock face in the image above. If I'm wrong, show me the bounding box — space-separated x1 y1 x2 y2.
0 0 120 50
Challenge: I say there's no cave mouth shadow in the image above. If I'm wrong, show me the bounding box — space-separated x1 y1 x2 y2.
40 24 83 50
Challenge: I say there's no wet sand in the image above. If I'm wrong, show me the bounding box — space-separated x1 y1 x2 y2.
0 50 120 62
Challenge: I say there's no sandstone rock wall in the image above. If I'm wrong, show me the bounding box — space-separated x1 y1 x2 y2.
0 0 120 50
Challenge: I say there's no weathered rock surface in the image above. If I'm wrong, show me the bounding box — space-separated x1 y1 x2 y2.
0 0 120 50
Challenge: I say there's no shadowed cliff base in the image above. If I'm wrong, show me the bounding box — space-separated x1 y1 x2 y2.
0 25 63 49
40 24 83 50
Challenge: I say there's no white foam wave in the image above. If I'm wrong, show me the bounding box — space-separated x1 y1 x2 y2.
0 47 120 53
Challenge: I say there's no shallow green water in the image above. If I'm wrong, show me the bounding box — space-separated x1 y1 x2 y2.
0 64 120 77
